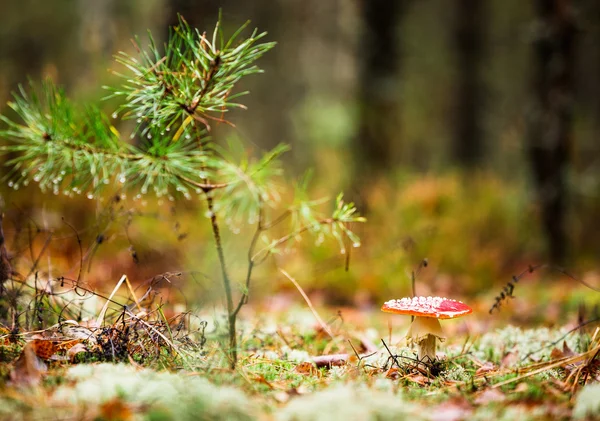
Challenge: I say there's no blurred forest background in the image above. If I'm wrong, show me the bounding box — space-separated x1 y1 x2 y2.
0 0 599 317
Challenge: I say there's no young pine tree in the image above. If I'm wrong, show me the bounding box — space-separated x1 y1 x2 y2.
0 16 365 368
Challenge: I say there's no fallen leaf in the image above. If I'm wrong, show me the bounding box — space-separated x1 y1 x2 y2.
551 341 576 361
67 343 88 361
295 361 318 376
474 388 506 405
407 374 430 385
28 339 59 360
501 352 519 368
430 399 472 421
9 342 47 387
514 382 529 393
551 341 582 372
253 375 274 390
385 367 400 379
475 361 496 375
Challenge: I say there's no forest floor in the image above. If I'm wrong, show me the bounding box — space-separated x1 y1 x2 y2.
1 286 599 421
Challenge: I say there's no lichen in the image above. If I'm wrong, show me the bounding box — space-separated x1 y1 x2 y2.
471 325 580 365
276 383 422 421
52 363 256 420
573 382 600 419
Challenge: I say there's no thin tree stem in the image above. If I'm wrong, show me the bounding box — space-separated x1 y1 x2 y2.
232 207 263 319
204 192 236 367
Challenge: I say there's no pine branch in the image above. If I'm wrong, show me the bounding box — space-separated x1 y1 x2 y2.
107 15 276 136
0 83 215 198
1 17 276 201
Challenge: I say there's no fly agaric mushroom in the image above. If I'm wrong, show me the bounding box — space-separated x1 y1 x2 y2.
381 296 472 361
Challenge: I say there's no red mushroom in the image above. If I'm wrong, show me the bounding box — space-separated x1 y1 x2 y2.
381 296 472 361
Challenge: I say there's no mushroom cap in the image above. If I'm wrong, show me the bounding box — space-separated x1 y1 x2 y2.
381 296 472 319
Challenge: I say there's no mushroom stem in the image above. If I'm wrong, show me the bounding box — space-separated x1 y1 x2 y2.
416 334 437 361
407 316 445 361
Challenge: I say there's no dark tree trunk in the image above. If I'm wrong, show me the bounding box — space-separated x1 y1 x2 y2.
527 0 576 264
355 0 404 178
453 0 486 167
164 0 221 33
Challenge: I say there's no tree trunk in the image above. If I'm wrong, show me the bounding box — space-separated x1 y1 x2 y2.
527 0 576 264
453 0 486 167
355 0 404 179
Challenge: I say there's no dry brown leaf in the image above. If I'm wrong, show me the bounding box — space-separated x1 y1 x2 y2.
407 374 430 385
514 382 529 393
385 367 400 379
550 341 582 372
501 352 519 368
551 341 576 361
295 361 319 376
474 388 506 405
430 399 473 421
475 361 496 375
67 343 88 361
27 338 82 361
28 339 59 360
9 342 47 387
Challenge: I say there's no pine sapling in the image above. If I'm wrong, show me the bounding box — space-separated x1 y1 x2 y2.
0 15 365 368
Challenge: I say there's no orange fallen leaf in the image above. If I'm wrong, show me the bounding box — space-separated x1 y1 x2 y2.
100 397 133 421
28 339 59 360
253 374 274 390
295 361 318 376
27 338 82 361
385 367 400 379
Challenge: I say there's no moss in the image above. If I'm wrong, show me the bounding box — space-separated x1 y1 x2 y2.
276 384 422 421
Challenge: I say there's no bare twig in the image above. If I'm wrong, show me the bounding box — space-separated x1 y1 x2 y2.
279 269 334 339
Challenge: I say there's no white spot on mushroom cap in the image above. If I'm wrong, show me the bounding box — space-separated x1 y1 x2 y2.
382 296 472 319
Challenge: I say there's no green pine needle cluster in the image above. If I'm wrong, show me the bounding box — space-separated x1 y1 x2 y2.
107 15 275 137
